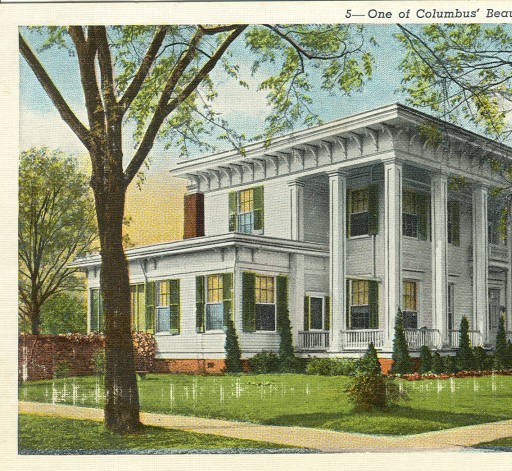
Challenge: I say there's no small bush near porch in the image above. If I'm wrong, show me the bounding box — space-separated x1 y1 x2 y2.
19 373 512 435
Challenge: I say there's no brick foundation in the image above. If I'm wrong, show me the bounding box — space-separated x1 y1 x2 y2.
154 358 251 375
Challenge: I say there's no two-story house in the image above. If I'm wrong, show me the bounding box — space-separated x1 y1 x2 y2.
75 103 512 374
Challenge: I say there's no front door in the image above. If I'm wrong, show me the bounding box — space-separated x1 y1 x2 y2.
488 288 501 342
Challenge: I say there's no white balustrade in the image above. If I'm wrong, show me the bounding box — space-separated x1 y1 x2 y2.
404 328 442 350
448 330 483 347
297 331 330 350
340 329 384 350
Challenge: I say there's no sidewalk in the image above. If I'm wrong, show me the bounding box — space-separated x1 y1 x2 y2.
18 401 512 452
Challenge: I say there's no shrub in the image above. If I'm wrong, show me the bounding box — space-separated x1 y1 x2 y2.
132 332 156 371
444 355 458 374
249 352 280 374
473 346 490 371
53 360 71 378
431 352 444 374
92 349 105 375
306 357 359 376
494 314 510 369
455 316 474 371
224 319 242 373
391 309 412 374
357 342 381 375
276 278 296 372
418 346 432 373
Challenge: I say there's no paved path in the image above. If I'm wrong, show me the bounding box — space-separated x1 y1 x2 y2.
19 401 512 452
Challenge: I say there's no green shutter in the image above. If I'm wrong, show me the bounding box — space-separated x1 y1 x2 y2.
324 296 331 331
368 184 379 235
242 272 256 332
346 188 352 237
304 296 310 331
253 186 264 231
223 273 233 328
276 275 288 332
196 276 205 333
90 289 99 332
417 192 429 241
228 191 237 232
369 281 379 329
346 279 351 329
170 279 180 333
137 285 146 332
451 200 460 246
145 281 156 334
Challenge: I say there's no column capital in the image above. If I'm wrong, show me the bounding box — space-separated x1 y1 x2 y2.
327 168 348 179
382 156 404 167
287 178 306 188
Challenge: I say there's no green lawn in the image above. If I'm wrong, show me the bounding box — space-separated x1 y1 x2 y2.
19 373 512 435
472 437 512 451
18 414 291 454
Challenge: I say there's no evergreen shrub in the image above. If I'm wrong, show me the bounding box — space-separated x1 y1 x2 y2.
391 309 412 374
306 358 358 376
224 319 243 373
249 352 280 373
418 346 432 373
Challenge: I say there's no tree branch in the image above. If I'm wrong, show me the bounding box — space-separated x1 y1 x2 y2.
19 33 93 150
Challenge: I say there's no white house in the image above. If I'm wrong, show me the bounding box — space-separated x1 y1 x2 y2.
75 103 512 373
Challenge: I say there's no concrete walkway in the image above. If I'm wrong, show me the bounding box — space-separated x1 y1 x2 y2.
19 401 512 452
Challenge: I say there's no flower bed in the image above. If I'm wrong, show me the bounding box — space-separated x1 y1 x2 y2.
397 369 512 381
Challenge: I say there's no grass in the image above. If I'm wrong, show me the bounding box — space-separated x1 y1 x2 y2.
18 414 291 454
19 373 512 435
472 437 512 451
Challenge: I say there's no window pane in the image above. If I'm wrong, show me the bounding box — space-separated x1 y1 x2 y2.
206 303 224 330
350 306 370 329
351 189 369 213
351 280 369 306
255 275 274 303
310 297 323 330
403 311 418 329
403 281 417 311
158 281 169 306
239 188 254 213
238 212 254 234
207 275 223 303
157 307 171 332
170 305 180 332
350 212 369 236
256 304 276 331
403 213 418 238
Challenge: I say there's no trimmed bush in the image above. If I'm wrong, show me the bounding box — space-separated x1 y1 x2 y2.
276 276 297 372
444 355 458 374
455 317 474 371
224 319 242 373
473 346 491 371
249 352 280 374
306 357 359 376
357 342 381 376
431 352 444 374
391 309 412 374
418 346 432 374
495 314 510 369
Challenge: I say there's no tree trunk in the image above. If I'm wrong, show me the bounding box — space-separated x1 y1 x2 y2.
94 169 141 434
30 287 40 335
30 309 40 335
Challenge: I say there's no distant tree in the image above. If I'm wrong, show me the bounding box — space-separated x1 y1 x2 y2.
455 316 474 371
494 314 510 369
418 346 432 374
391 309 412 374
19 147 96 335
40 292 87 334
224 319 242 373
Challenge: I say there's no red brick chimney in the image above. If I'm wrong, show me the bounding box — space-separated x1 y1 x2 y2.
183 192 204 238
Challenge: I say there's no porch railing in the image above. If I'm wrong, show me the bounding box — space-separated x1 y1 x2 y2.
448 330 483 347
507 331 512 343
404 328 442 350
340 329 384 350
297 330 330 351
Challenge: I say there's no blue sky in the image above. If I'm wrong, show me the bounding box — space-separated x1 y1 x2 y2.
19 25 406 173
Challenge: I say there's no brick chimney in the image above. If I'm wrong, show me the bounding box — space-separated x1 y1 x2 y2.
183 192 204 238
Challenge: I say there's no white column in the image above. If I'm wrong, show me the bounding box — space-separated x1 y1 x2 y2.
472 184 489 343
289 254 305 347
431 172 448 345
328 170 347 352
288 180 305 241
383 159 402 349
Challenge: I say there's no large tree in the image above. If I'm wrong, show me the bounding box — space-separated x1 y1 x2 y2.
20 24 374 433
397 24 512 231
19 147 96 335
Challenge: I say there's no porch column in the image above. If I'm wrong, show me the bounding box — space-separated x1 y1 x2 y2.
288 179 305 241
289 254 305 348
506 200 512 333
472 184 489 343
383 159 402 349
328 170 347 352
431 172 448 345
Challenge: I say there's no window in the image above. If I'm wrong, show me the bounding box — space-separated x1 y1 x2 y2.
304 295 330 331
402 281 418 329
447 200 460 246
90 288 103 333
196 273 233 333
347 280 379 329
229 186 264 234
156 280 180 334
448 283 455 331
206 275 224 330
403 189 429 240
255 275 276 331
348 185 379 237
130 284 146 332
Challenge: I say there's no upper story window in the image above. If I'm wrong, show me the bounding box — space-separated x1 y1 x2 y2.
402 280 418 329
304 295 330 331
488 198 508 246
347 185 379 237
403 189 429 240
229 186 264 234
156 279 180 334
447 200 460 246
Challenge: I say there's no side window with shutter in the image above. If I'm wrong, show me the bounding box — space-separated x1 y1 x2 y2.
196 276 205 333
145 281 155 334
242 272 256 332
170 279 181 334
222 273 233 328
227 186 264 234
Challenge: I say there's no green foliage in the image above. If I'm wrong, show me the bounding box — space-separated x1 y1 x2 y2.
305 358 359 376
391 309 412 374
18 147 97 334
249 352 280 374
38 292 87 334
224 319 243 373
444 356 458 374
494 314 511 369
431 352 444 374
53 361 71 379
92 349 106 376
418 346 432 374
456 317 475 371
357 342 382 376
276 284 296 372
473 347 491 371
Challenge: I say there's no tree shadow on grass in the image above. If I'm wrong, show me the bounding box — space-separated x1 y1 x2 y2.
263 407 508 435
